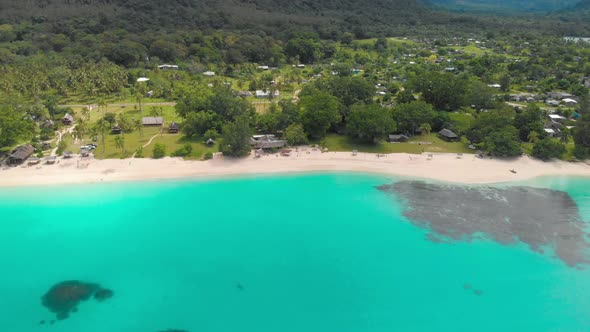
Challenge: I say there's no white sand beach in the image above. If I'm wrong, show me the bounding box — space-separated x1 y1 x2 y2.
1 149 590 187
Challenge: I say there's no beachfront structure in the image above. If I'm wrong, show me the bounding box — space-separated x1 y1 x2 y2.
250 135 287 149
80 148 90 157
46 156 57 165
388 134 409 143
438 129 460 142
168 122 180 133
63 151 73 159
142 117 164 126
8 145 35 166
62 113 74 125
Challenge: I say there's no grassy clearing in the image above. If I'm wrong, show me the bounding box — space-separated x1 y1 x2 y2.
317 133 472 154
150 135 219 160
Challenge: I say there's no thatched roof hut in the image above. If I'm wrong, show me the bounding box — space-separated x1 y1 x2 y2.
8 145 35 165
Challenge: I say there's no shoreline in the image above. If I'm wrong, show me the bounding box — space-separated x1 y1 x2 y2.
1 151 590 188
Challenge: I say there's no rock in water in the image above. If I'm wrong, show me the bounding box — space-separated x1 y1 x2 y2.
378 181 588 266
41 280 113 320
94 288 114 302
41 281 99 318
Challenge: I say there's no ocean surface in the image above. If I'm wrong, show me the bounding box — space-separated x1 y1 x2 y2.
0 173 589 332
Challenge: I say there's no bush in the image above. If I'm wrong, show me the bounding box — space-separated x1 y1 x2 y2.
284 123 308 145
135 146 144 158
204 128 219 140
203 152 213 160
152 143 166 159
56 140 67 156
172 143 193 157
532 138 566 160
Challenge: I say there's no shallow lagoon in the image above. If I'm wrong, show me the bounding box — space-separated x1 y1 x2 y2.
0 173 589 332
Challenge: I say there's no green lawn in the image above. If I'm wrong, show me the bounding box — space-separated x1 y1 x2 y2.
150 135 219 160
317 133 472 154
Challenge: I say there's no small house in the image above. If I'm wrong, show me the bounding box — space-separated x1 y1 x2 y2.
438 129 460 142
237 91 253 98
142 117 164 126
255 90 280 99
548 114 567 123
250 135 287 149
137 77 150 82
562 98 578 106
112 125 122 134
62 113 74 125
158 64 179 70
257 65 269 70
545 100 560 107
203 71 215 77
42 142 52 150
388 134 409 143
206 138 216 145
168 122 180 134
8 145 35 166
544 128 557 137
42 120 55 128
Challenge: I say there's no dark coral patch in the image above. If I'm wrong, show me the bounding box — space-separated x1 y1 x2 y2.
41 281 113 321
94 288 114 302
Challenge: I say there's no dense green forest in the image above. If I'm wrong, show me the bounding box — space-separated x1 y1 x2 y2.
0 0 590 162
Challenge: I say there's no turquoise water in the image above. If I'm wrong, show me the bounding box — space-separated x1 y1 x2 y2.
0 173 589 332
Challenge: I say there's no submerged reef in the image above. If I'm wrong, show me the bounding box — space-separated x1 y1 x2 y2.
379 181 589 266
41 280 113 321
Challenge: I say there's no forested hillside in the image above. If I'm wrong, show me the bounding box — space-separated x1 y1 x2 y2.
0 0 589 37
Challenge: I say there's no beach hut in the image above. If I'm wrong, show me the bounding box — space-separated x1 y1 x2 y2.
438 129 460 142
168 122 180 134
142 117 164 126
27 157 41 166
63 151 73 159
111 125 122 134
62 113 74 125
8 145 35 166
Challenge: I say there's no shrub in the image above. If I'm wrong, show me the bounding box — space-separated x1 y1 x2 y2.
152 143 166 159
135 146 144 158
172 143 193 157
204 128 219 140
203 152 213 160
56 140 67 156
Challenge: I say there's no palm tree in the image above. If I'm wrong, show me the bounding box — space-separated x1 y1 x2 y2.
96 119 110 153
133 118 143 137
98 98 107 117
73 119 88 146
528 131 540 144
419 123 432 136
114 134 125 154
